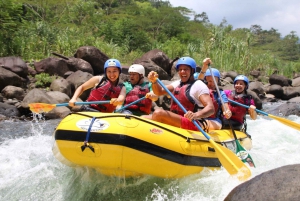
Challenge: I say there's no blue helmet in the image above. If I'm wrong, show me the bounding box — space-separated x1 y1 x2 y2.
175 57 196 71
234 75 249 89
104 59 122 71
204 68 220 79
193 72 200 80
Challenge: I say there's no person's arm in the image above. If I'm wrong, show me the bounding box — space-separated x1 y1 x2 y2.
111 86 126 106
220 91 232 119
249 105 257 120
195 93 215 118
197 58 211 80
69 76 100 106
147 71 173 96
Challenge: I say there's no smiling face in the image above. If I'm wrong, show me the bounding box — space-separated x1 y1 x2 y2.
205 76 219 90
234 80 246 94
177 65 192 83
106 67 120 83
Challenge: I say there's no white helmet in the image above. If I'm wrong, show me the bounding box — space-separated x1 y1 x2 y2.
128 64 145 76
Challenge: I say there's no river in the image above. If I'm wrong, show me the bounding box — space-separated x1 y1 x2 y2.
1 106 300 201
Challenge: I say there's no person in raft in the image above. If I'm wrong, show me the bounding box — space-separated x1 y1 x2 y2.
145 56 217 132
196 62 232 130
120 64 158 116
222 75 257 131
69 58 126 112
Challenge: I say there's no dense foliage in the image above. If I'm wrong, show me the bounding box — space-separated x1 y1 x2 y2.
1 0 300 78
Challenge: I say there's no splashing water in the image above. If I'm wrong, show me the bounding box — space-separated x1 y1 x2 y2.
0 114 300 201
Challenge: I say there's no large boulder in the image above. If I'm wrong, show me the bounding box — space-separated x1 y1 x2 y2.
134 49 171 75
74 46 109 75
282 86 300 100
248 81 265 98
46 91 70 103
66 70 93 100
266 84 284 99
50 77 73 98
34 57 69 77
269 74 292 87
225 164 300 201
0 67 27 91
0 56 28 78
66 57 94 74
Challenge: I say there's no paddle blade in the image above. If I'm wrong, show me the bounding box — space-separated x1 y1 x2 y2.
269 114 300 131
235 140 255 167
29 103 56 113
210 139 252 181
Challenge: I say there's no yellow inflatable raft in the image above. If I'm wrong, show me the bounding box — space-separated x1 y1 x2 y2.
52 112 252 178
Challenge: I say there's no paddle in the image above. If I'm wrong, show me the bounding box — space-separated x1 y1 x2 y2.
155 78 251 180
29 101 111 113
208 66 255 167
114 97 146 113
228 99 300 131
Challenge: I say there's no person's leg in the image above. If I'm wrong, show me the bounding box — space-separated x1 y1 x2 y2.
206 120 222 131
151 109 182 127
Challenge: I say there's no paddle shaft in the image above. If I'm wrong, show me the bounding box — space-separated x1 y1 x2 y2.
228 99 269 115
208 66 239 141
114 97 146 113
56 100 111 107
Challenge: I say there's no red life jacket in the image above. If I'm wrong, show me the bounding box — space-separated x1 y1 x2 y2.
208 90 221 119
170 82 199 116
227 91 252 123
124 82 152 114
86 81 122 112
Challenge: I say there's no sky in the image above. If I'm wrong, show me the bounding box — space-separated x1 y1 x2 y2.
168 0 300 37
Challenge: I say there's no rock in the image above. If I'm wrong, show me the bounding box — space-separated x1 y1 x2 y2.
34 57 69 77
266 102 300 116
50 77 73 98
66 57 94 74
224 164 300 201
1 86 25 100
0 67 27 91
134 49 171 75
21 88 59 108
249 81 265 98
282 86 300 100
0 102 20 117
0 56 28 78
269 74 292 87
266 84 284 99
46 91 70 103
66 70 93 100
74 46 109 75
292 76 300 87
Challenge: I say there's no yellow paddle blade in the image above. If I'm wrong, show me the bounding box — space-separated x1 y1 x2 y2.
28 103 56 113
269 114 300 131
209 139 252 181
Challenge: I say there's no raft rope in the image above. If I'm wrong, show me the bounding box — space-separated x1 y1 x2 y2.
81 116 96 152
71 112 247 144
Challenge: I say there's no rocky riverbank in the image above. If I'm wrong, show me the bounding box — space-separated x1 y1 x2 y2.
1 46 300 121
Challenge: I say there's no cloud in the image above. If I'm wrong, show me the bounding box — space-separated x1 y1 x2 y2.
168 0 300 37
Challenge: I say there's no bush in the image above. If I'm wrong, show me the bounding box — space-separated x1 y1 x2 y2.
35 73 55 88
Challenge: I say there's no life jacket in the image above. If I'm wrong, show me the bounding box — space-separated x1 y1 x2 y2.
227 91 252 123
170 81 200 116
208 90 221 119
86 80 122 112
123 82 152 114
